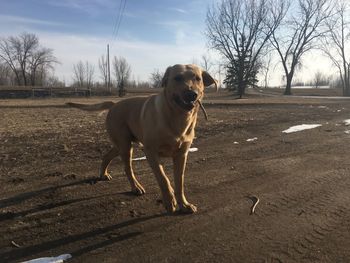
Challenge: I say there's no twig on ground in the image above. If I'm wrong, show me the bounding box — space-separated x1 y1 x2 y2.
247 195 260 215
11 241 21 248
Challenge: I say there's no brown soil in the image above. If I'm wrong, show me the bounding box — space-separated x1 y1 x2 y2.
1 91 350 262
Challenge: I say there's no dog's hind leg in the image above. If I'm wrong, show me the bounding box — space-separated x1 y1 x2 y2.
120 143 146 195
99 147 119 180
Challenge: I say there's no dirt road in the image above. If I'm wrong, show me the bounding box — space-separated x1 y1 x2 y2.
1 95 350 262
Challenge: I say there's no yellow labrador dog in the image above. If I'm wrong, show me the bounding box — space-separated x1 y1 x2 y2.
67 64 216 213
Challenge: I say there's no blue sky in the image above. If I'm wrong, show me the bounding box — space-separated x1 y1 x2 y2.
0 0 334 85
0 0 218 84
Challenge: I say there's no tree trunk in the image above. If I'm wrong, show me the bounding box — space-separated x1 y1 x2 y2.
237 80 245 99
344 86 350 96
21 65 27 86
344 80 350 96
14 71 21 86
284 74 293 95
345 66 350 96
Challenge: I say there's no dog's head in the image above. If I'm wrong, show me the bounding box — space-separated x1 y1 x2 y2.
161 64 217 112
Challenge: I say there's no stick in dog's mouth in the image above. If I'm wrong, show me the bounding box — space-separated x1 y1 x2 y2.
198 100 208 121
173 94 208 121
173 94 195 111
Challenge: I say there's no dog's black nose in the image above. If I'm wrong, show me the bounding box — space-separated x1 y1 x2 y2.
183 90 198 103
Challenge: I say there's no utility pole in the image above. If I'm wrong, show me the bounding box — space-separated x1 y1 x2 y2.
107 44 111 93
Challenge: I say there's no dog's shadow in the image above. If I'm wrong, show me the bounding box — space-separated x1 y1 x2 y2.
0 177 169 261
1 213 165 262
0 176 148 221
0 177 98 210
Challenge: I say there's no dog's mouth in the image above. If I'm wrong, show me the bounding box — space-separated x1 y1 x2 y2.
173 94 196 111
172 93 209 120
173 89 200 111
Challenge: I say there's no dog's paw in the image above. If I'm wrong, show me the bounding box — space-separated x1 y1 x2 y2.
132 184 146 196
179 203 197 214
164 197 177 214
100 173 112 181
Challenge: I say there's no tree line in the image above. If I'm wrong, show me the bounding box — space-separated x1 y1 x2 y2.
205 0 350 97
1 0 350 97
0 32 59 87
0 32 161 94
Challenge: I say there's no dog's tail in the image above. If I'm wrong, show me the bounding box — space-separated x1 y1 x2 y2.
66 101 115 111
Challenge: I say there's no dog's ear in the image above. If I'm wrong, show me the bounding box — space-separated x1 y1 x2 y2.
202 71 218 91
161 66 172 87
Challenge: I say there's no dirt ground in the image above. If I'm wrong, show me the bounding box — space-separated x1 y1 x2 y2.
1 90 350 262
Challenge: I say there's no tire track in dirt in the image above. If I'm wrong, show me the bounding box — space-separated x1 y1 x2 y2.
258 167 350 217
261 193 349 262
253 167 350 262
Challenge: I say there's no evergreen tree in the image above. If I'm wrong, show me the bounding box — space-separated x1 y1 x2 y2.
224 39 259 98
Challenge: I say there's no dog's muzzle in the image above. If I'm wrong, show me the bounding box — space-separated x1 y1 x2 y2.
174 90 198 111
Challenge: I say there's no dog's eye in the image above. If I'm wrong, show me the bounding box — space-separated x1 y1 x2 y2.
174 75 184 82
195 76 201 82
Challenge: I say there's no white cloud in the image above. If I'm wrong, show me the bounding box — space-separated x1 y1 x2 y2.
35 32 209 84
47 0 115 16
0 15 64 27
168 8 188 14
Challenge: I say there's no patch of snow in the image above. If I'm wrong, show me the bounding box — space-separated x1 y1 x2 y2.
22 254 72 263
233 141 239 144
188 147 198 152
282 124 322 133
344 119 350 126
132 156 147 161
345 130 350 134
318 106 327 109
132 147 199 161
292 85 330 89
246 137 258 142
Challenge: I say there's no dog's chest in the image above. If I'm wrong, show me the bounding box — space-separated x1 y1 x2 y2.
158 133 193 157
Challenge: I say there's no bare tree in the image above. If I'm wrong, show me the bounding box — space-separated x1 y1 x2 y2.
200 54 213 72
44 74 65 87
73 61 85 88
0 32 58 86
98 55 108 87
29 47 58 86
72 60 94 89
322 1 350 95
206 0 287 97
85 61 94 89
312 70 329 88
112 56 131 96
0 63 12 85
261 52 273 88
112 56 131 85
149 69 163 88
11 33 38 86
271 0 333 95
0 39 22 85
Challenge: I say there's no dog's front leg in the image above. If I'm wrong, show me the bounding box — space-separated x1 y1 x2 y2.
173 150 197 214
144 149 177 213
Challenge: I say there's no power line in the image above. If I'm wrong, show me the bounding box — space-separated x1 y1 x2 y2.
111 0 123 39
108 0 127 89
111 0 127 42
